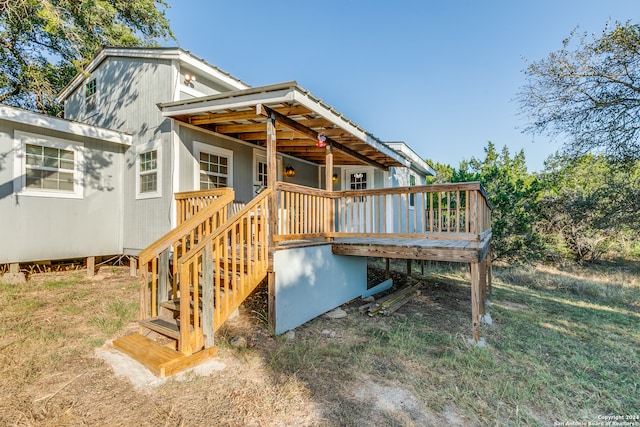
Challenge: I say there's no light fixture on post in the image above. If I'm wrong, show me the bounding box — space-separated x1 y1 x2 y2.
285 164 295 177
332 173 339 182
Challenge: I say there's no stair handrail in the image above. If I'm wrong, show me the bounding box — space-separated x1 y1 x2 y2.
138 190 236 320
175 188 272 355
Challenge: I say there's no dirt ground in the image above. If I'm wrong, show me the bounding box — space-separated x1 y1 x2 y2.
0 262 475 426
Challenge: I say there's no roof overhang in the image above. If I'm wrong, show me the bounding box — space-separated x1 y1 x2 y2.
385 141 435 176
0 105 132 146
158 82 408 170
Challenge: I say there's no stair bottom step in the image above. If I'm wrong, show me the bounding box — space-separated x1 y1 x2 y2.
112 333 217 377
139 317 192 340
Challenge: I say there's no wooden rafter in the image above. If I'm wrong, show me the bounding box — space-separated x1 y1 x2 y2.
256 104 389 171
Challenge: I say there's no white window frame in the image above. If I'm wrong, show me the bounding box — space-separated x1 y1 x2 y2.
13 131 84 199
135 140 162 200
409 173 416 209
193 141 233 190
253 150 282 189
85 77 97 116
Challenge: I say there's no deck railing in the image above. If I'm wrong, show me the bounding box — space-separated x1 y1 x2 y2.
175 189 271 355
138 190 236 320
175 188 234 225
274 181 491 242
274 182 334 241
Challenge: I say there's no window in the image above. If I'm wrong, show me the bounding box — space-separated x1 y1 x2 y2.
199 152 228 189
139 150 158 193
85 78 96 114
194 142 232 191
135 141 162 199
256 159 267 187
14 132 84 199
409 174 416 207
350 172 367 190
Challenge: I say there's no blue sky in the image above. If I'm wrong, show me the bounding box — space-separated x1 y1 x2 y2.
164 1 638 172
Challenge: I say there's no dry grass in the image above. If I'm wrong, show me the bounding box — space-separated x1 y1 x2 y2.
0 260 638 426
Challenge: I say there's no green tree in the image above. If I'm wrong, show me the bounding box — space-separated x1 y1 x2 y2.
538 153 640 262
518 21 640 162
0 0 174 115
437 142 543 263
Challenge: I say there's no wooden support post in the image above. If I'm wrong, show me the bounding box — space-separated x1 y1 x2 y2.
87 256 95 278
158 249 169 314
470 262 481 342
385 258 390 279
9 263 19 275
406 259 412 277
325 145 334 242
479 259 487 316
202 243 215 349
129 257 137 277
487 245 493 296
421 260 424 276
139 267 148 321
267 271 276 332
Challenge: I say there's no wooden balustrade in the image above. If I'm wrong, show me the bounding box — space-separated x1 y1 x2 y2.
274 181 491 242
175 190 271 355
175 188 234 225
138 190 236 320
274 182 334 241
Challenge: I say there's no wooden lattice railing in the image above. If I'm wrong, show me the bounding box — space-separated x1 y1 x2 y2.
138 189 235 320
174 189 271 355
274 181 491 242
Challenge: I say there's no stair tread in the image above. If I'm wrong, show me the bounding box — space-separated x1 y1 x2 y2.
113 333 184 368
139 317 191 340
112 333 218 378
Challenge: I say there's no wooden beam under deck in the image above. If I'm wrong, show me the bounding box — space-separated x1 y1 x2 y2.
330 237 491 264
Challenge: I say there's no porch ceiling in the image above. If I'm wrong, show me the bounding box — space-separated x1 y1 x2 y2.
157 82 408 170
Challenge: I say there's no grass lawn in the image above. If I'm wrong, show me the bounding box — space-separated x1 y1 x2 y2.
0 261 638 426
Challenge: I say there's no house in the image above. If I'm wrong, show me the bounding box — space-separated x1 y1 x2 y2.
0 47 491 376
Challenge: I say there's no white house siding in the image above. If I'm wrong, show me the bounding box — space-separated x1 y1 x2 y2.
0 120 125 264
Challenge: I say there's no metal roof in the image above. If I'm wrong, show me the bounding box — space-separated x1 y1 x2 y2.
158 82 408 169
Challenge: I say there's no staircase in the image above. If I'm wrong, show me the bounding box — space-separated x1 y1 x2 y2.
113 188 271 377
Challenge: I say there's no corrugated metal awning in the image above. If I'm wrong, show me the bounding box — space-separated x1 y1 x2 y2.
158 82 408 170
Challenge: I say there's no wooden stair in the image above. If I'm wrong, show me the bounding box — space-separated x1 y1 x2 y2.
112 333 217 378
121 189 270 377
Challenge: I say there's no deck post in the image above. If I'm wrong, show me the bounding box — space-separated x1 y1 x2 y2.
86 256 95 278
487 245 493 296
479 259 487 316
325 145 334 241
470 262 481 343
265 111 278 331
385 258 390 279
129 256 137 277
406 259 412 277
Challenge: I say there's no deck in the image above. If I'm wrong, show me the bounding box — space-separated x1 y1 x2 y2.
121 181 492 377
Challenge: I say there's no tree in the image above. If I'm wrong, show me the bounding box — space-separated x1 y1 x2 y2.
518 21 640 163
438 142 543 263
0 0 174 115
538 153 640 262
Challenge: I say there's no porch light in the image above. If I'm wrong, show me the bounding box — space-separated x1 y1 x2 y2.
184 73 196 84
332 173 339 182
316 132 327 148
285 164 295 177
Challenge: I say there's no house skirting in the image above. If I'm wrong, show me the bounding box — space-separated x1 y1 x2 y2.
273 244 366 334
